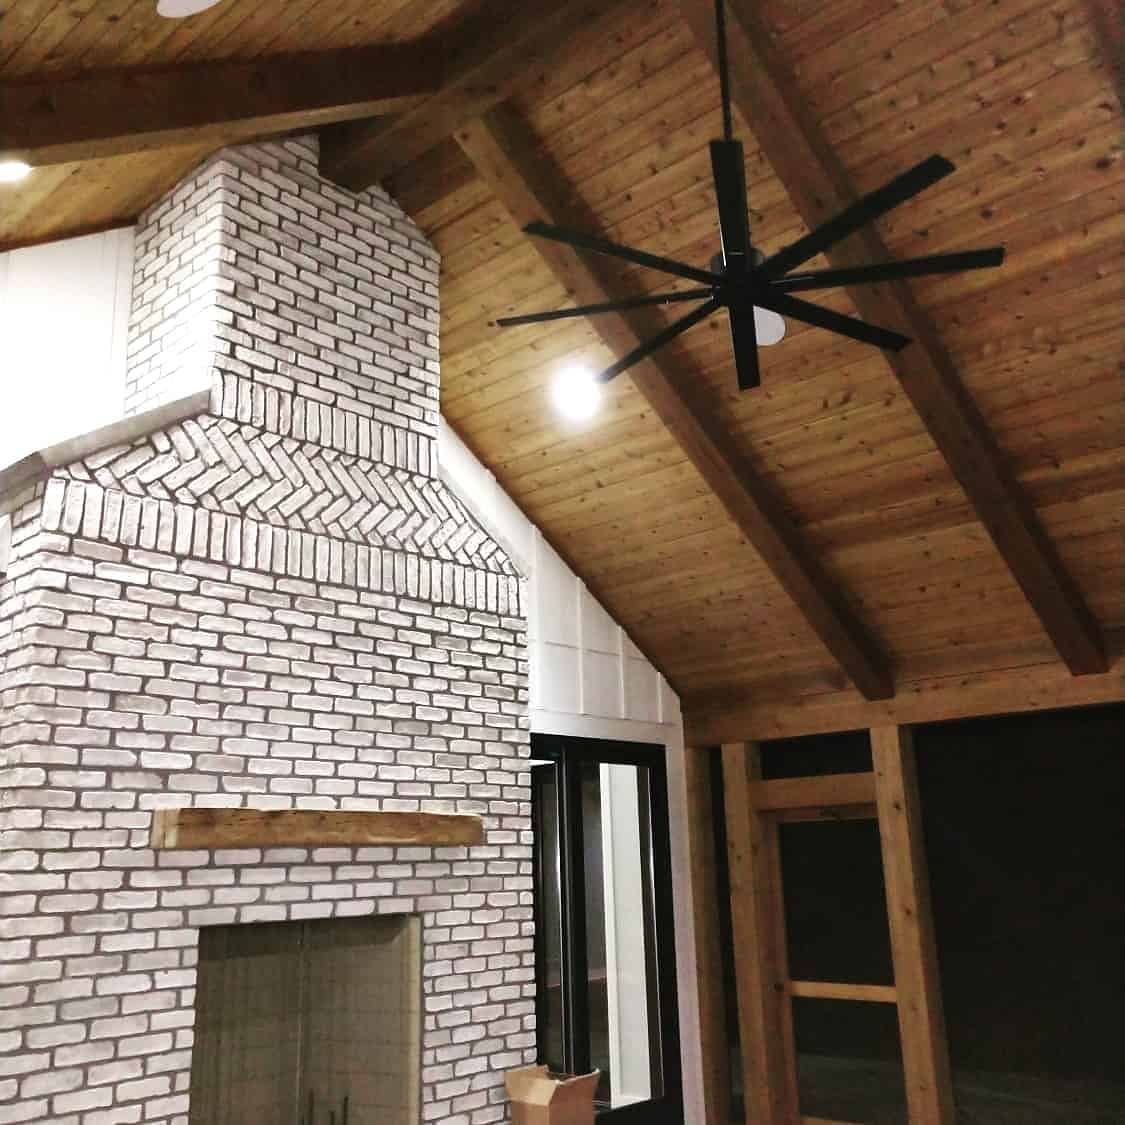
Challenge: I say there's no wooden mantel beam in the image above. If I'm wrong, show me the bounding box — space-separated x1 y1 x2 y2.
0 45 441 167
455 107 893 702
319 0 616 190
150 807 484 850
679 0 1106 677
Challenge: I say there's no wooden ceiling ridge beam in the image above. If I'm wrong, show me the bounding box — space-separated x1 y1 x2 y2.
319 0 620 191
455 105 893 702
679 0 1108 678
0 43 446 167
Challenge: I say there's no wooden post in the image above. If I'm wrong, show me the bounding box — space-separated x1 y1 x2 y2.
871 725 955 1124
683 746 732 1125
721 742 799 1125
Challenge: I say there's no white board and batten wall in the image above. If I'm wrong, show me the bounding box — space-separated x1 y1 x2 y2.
0 227 707 1123
0 228 135 467
439 425 705 1122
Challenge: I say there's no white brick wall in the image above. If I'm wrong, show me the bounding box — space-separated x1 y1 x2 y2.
2 139 533 1125
125 138 442 463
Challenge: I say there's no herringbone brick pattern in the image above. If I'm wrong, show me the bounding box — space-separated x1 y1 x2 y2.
61 414 517 576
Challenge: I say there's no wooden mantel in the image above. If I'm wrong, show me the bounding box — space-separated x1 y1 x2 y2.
150 807 485 850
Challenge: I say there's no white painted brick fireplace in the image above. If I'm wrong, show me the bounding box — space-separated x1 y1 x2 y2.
0 138 533 1124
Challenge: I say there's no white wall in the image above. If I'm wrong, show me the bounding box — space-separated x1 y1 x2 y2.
0 228 134 470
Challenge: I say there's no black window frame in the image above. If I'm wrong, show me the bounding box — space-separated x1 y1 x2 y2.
531 732 683 1124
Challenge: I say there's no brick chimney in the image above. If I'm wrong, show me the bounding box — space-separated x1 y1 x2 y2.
0 137 532 1124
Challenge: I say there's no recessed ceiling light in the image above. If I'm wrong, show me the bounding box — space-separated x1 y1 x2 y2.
551 365 602 423
156 0 223 18
0 160 31 184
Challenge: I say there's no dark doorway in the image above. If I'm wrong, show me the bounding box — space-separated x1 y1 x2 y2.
531 734 682 1123
712 704 1125 1124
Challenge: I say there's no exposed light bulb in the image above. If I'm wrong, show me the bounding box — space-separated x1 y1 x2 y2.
156 0 223 17
753 306 786 346
0 161 31 184
551 365 602 423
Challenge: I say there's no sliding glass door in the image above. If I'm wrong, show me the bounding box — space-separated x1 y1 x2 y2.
531 735 682 1123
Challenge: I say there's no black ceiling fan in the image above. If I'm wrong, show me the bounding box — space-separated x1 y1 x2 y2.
496 0 1005 392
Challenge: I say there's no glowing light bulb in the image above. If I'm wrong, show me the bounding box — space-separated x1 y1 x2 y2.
0 161 31 184
551 365 602 423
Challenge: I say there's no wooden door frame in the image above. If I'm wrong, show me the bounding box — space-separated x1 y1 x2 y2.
687 725 954 1124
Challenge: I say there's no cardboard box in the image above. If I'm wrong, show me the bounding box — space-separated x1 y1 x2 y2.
505 1065 600 1125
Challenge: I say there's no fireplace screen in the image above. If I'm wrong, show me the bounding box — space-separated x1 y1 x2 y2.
190 915 421 1124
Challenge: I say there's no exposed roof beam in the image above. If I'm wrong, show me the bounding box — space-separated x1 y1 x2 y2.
680 0 1107 677
319 0 613 191
0 44 440 166
685 630 1125 744
455 107 893 702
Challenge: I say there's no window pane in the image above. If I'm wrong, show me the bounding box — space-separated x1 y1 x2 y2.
581 760 661 1107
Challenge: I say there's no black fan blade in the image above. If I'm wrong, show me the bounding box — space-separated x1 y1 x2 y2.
773 247 1005 292
496 287 715 327
596 298 721 383
759 154 956 279
755 290 911 351
710 140 752 274
525 220 721 286
725 303 760 390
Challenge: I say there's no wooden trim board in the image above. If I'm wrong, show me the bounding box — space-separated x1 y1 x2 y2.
872 726 956 1124
787 980 897 1004
685 648 1125 744
750 772 875 811
683 746 733 1125
0 46 440 166
150 807 485 850
721 742 799 1124
772 804 876 825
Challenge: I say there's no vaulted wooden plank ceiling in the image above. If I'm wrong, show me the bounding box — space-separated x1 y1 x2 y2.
2 0 1122 733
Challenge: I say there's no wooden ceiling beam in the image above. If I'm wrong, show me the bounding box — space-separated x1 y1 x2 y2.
455 106 893 702
0 45 441 167
684 629 1125 744
319 0 614 191
679 0 1107 677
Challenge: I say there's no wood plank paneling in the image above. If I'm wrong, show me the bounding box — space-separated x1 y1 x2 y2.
1 0 1118 713
455 105 893 700
679 0 1107 677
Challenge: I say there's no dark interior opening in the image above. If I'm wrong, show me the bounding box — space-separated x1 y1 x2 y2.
715 703 1125 1123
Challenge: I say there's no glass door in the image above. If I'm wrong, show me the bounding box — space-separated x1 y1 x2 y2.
532 735 682 1123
